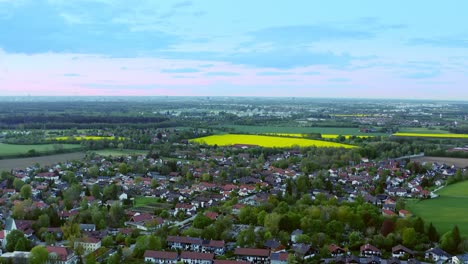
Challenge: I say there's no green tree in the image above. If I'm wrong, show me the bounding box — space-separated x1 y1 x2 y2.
14 237 28 251
13 178 25 191
119 163 129 175
20 184 32 199
6 230 25 252
91 184 102 200
402 228 417 248
30 246 49 264
193 214 213 229
427 222 439 242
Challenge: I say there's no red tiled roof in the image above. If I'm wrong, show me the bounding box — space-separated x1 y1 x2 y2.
144 250 178 260
205 212 219 220
234 248 270 257
180 251 214 260
328 244 345 253
77 237 100 244
360 244 380 253
214 260 250 264
46 246 71 261
130 213 153 222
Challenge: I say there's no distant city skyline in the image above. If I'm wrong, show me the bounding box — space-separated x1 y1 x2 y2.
1 1 468 99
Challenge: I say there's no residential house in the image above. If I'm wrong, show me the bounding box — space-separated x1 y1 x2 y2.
392 245 414 259
46 246 78 264
398 210 412 218
360 244 381 257
74 237 101 254
328 244 346 257
166 236 225 255
144 250 178 264
213 260 250 264
174 203 197 216
290 229 303 243
270 251 288 264
292 243 316 260
234 248 270 264
452 254 468 264
179 251 214 264
425 247 451 262
79 224 96 232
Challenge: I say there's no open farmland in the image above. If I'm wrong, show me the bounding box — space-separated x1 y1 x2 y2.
0 152 85 171
407 181 468 236
190 134 356 148
398 127 450 134
94 149 148 157
266 133 375 139
217 125 387 136
411 156 468 168
0 143 81 157
53 136 124 141
393 132 468 139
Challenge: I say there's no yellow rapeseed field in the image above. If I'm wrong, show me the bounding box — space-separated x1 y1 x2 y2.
266 133 373 139
393 133 468 139
190 134 356 148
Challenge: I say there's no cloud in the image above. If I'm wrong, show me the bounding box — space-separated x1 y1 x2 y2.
256 71 292 76
408 37 468 48
205 72 240 76
63 73 80 77
402 71 440 79
173 1 192 8
0 1 179 55
249 25 375 45
329 77 350 82
161 68 200 73
302 71 321 75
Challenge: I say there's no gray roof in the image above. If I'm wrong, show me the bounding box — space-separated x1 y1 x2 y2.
4 217 16 231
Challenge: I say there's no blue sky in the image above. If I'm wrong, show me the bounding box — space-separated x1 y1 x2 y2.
0 0 467 99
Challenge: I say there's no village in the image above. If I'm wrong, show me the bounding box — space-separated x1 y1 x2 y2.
0 141 466 264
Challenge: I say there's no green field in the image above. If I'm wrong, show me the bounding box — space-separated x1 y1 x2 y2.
393 132 468 139
191 134 356 148
133 196 171 213
407 181 468 236
216 125 387 136
93 149 148 157
134 196 161 207
398 127 450 134
0 143 81 156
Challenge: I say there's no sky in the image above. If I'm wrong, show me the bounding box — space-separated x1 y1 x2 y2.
0 0 468 99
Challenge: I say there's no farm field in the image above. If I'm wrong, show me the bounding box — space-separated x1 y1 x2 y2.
407 181 468 236
411 156 468 168
216 125 387 136
0 152 86 172
94 149 148 157
398 127 450 134
0 143 81 156
190 134 356 148
53 136 125 141
393 132 468 138
266 133 374 139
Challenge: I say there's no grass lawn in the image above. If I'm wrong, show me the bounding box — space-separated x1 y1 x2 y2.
215 125 388 136
406 181 468 236
0 143 81 156
133 196 172 212
93 149 148 156
190 134 356 148
134 196 161 207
